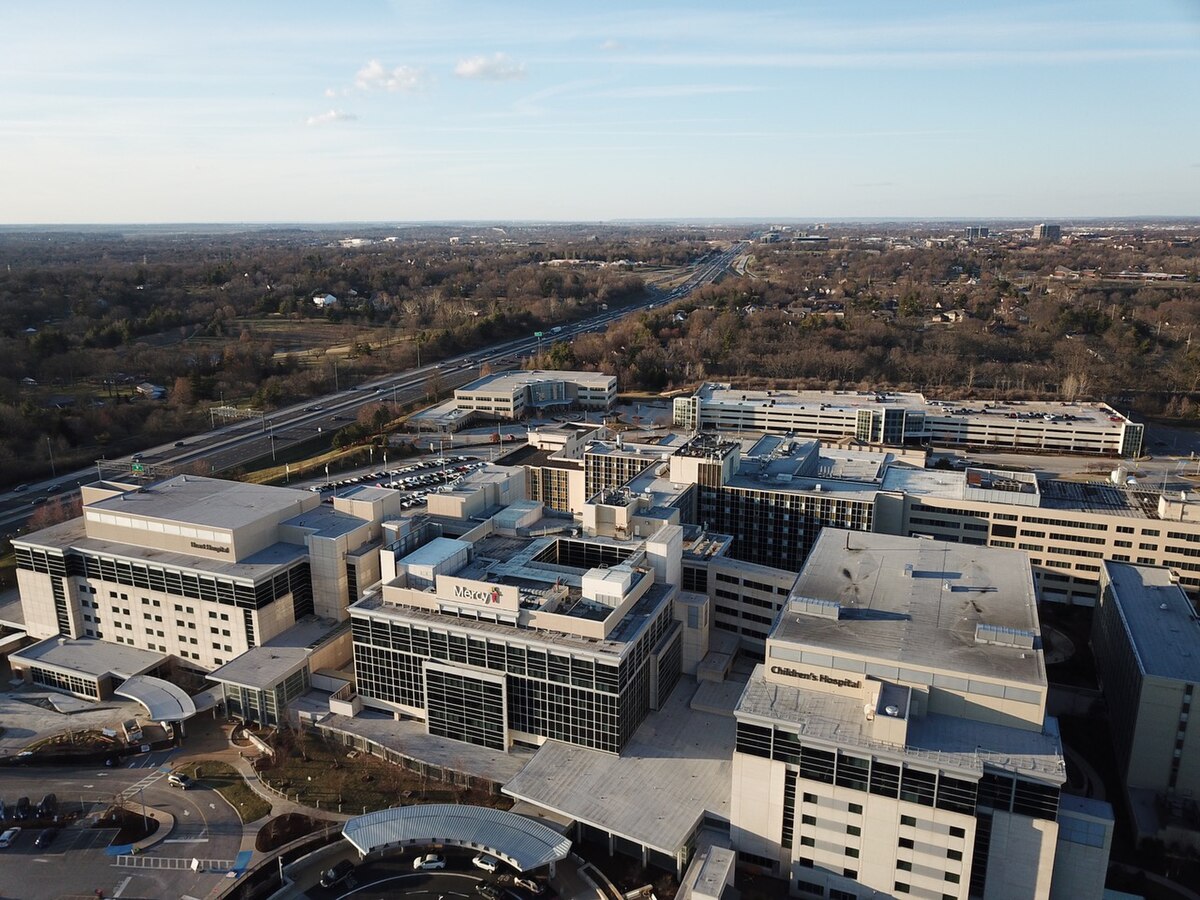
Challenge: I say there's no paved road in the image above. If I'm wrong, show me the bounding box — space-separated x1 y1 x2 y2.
0 754 244 900
0 242 747 534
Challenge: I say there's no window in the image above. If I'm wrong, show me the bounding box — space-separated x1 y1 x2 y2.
899 838 914 849
802 814 817 825
901 815 916 827
945 873 960 884
897 861 912 871
846 825 861 837
844 847 859 859
830 890 856 900
796 881 825 897
843 870 856 880
894 885 910 894
800 836 815 847
947 849 962 861
848 802 862 815
949 826 966 838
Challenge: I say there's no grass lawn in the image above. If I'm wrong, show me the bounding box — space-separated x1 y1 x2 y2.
176 760 272 823
257 731 511 816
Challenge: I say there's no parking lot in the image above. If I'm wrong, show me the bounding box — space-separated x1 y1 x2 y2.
309 455 487 510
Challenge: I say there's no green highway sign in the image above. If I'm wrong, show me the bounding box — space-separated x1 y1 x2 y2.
534 331 544 338
131 462 145 474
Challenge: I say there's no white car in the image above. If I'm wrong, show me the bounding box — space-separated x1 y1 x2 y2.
0 827 19 848
413 853 446 871
472 853 499 873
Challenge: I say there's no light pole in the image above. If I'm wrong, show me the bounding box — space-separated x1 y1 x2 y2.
47 436 56 478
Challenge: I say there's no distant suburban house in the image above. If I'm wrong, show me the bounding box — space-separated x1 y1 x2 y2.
136 382 167 400
20 376 38 387
313 293 338 308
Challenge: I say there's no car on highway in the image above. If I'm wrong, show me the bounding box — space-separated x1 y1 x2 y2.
167 773 193 790
0 827 20 848
33 828 57 849
472 853 499 873
174 440 187 447
413 853 446 870
320 859 356 888
13 484 28 492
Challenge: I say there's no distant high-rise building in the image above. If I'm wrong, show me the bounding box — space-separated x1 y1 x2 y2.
964 226 989 240
1032 223 1062 242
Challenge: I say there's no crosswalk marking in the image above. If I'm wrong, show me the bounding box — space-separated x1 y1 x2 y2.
114 855 235 870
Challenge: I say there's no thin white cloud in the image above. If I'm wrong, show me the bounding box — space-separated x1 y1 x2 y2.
454 52 526 81
599 39 623 52
323 87 338 98
592 84 757 99
355 59 427 92
306 109 357 126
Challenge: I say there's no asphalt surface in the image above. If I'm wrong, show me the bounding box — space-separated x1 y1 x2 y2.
0 241 747 535
0 752 244 900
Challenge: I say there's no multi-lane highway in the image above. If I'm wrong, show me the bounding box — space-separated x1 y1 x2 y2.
0 241 746 532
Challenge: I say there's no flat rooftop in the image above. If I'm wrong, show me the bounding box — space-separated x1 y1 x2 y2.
503 679 733 857
693 384 1129 426
16 516 309 581
12 635 167 679
1103 562 1200 683
87 474 311 531
458 369 615 394
208 617 347 688
738 665 1065 783
353 582 674 659
283 505 370 539
778 530 1045 686
498 443 581 471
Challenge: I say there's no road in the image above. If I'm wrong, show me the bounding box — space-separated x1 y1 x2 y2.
0 753 245 900
0 241 747 535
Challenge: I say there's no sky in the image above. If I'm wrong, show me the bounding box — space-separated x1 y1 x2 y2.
4 0 1200 223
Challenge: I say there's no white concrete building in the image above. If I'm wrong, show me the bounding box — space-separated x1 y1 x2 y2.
13 476 387 677
730 530 1109 900
672 385 1143 458
454 369 617 419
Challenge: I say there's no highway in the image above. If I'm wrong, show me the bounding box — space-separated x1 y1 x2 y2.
0 241 746 534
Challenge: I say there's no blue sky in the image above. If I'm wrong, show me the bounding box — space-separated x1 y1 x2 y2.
4 0 1200 222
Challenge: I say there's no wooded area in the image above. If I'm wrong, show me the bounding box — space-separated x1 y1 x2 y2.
1 222 1197 487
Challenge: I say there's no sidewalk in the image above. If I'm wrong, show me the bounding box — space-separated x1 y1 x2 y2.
170 716 349 875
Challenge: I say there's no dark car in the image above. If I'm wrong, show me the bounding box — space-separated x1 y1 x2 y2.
475 884 502 900
37 794 56 818
320 859 355 888
34 828 57 849
14 798 30 820
174 440 187 447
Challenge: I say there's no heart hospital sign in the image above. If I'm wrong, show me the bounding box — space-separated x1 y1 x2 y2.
436 575 520 612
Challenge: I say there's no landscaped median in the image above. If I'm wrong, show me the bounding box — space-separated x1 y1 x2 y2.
175 760 272 823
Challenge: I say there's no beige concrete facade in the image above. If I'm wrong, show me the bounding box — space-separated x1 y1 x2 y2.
729 531 1085 900
12 475 385 675
674 385 1144 458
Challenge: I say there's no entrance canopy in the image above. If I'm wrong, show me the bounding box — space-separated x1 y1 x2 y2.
114 674 197 722
343 804 571 872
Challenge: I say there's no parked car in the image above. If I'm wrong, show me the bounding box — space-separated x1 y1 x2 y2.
14 798 30 820
34 828 57 849
37 794 56 817
513 877 544 895
0 827 20 848
475 883 502 900
320 859 355 888
472 853 500 874
167 773 192 790
413 853 446 871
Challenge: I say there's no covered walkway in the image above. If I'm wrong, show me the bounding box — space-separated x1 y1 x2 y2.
342 804 572 873
115 674 197 723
